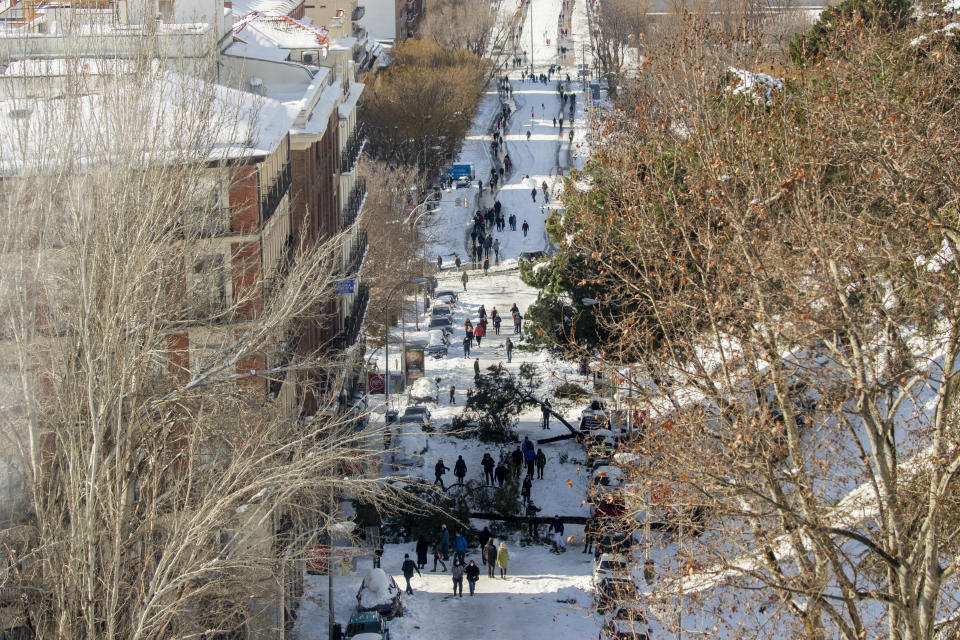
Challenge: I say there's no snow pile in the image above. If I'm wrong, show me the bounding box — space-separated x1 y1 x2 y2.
946 0 960 11
358 569 396 608
409 377 439 402
727 67 783 104
910 21 960 45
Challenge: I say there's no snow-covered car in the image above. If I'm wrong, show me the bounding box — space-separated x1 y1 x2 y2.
592 553 630 588
595 530 634 556
581 398 611 430
356 568 403 619
408 378 439 404
518 250 547 263
601 605 651 640
391 423 428 467
430 305 452 318
455 175 471 188
427 316 454 335
594 576 637 613
434 289 458 304
588 466 623 499
400 404 431 425
345 611 390 640
425 330 450 358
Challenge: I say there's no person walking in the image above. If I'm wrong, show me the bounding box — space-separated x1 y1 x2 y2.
521 474 532 505
435 458 450 488
462 335 471 358
510 446 524 479
526 500 542 538
484 539 498 577
505 337 514 362
441 524 451 561
496 542 510 579
483 256 490 276
401 553 421 594
474 358 481 378
524 444 536 477
453 455 467 485
515 312 523 335
477 526 492 558
583 518 596 554
461 270 469 291
416 534 429 570
482 452 496 485
455 254 461 270
552 515 567 552
493 239 501 264
494 461 508 487
465 560 480 596
541 398 552 429
436 255 443 270
449 385 456 404
474 321 485 346
454 530 468 565
451 560 464 597
569 129 574 143
531 188 537 202
431 537 448 571
536 448 546 479
493 313 502 336
522 220 529 236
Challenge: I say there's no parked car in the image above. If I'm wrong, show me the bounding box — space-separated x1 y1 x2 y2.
399 406 431 429
430 305 452 318
391 423 428 467
455 175 471 188
425 329 450 358
408 378 439 404
594 576 637 613
581 398 611 430
601 605 651 640
587 443 616 468
588 466 623 500
518 250 547 263
345 611 390 640
427 316 454 335
434 289 458 303
595 530 634 556
356 568 403 619
592 553 631 588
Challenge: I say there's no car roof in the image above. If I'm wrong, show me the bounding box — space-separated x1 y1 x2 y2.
349 611 382 623
404 406 429 413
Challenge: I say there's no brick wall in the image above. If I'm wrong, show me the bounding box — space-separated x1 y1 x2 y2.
230 165 260 234
231 240 262 320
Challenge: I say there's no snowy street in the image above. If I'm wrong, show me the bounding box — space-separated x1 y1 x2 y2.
290 0 609 636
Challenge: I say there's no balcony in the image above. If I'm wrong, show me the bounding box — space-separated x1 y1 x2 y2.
329 282 369 352
340 177 367 229
261 162 292 225
268 325 302 399
340 128 366 175
344 229 368 275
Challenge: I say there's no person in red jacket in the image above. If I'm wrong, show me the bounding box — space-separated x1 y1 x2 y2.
474 322 486 347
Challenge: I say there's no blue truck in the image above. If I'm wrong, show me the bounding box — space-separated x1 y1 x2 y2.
446 163 475 186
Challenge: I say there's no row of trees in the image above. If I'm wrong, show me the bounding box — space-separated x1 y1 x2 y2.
542 4 960 639
0 63 414 639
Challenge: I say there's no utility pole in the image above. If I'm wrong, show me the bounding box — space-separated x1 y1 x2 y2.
529 0 534 74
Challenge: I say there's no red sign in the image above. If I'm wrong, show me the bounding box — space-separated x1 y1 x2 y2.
368 373 385 394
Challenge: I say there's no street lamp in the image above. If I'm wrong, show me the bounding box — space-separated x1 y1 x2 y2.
384 277 428 408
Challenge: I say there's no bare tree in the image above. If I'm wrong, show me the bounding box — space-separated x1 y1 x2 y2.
0 57 417 640
418 0 502 59
587 0 649 92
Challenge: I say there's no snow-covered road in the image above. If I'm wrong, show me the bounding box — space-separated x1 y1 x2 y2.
290 0 605 637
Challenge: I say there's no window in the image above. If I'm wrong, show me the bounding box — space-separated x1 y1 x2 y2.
192 255 227 318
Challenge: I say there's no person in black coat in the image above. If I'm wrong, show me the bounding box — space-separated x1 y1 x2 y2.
477 526 493 563
526 501 542 538
435 458 450 488
481 453 496 485
453 455 468 484
401 553 421 594
495 462 508 487
465 560 481 596
416 535 429 569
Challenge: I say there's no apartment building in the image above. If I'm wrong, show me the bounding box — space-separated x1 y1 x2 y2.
0 0 371 636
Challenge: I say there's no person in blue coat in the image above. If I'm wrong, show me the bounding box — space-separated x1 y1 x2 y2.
441 524 450 561
523 445 536 477
454 529 469 565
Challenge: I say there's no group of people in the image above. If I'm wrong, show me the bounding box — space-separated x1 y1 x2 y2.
403 525 513 597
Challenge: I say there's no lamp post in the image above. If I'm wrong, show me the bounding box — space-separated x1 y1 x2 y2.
384 277 428 408
529 0 534 74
